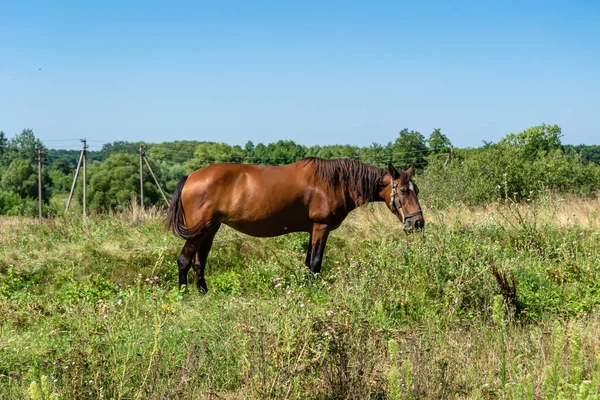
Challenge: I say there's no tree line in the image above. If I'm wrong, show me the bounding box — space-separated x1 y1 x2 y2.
0 125 599 216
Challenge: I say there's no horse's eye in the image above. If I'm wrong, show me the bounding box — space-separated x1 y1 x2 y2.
400 189 409 195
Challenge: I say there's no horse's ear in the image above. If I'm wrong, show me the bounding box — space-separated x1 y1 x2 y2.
387 162 401 179
406 164 415 176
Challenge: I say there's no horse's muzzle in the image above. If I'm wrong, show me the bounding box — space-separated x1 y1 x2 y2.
404 217 425 233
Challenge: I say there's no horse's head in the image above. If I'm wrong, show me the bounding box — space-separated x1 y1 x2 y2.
385 162 425 233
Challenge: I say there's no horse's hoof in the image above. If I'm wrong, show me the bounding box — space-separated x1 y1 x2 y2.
197 279 208 294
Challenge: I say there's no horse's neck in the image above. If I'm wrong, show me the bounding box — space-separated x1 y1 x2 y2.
346 187 384 210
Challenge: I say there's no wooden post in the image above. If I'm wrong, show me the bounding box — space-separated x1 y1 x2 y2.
139 144 144 211
65 150 83 212
37 147 42 224
143 155 170 206
82 139 87 217
444 146 453 167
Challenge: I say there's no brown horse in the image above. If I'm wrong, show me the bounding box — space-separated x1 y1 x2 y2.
167 158 424 292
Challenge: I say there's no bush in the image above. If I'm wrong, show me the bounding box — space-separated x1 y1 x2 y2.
421 143 600 207
6 197 38 217
0 190 22 214
0 190 38 217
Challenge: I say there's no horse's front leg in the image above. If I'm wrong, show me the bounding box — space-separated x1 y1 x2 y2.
304 232 313 269
190 252 201 287
309 224 330 274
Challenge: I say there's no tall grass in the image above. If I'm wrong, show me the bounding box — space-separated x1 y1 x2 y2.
1 196 600 399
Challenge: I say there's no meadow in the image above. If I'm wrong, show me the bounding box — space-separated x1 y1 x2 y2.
1 195 600 399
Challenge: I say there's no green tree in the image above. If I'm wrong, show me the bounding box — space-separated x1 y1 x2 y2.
142 142 194 191
244 140 255 162
1 158 39 198
265 140 306 164
51 157 74 175
5 129 46 164
392 128 429 169
246 140 306 164
185 142 245 170
49 170 72 194
253 143 269 163
48 158 74 193
564 144 600 165
146 140 199 164
360 142 386 166
47 149 103 166
0 129 51 211
100 141 145 158
500 124 562 157
427 128 452 154
426 128 453 166
305 144 361 160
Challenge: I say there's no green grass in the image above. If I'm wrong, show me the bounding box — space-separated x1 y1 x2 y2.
1 200 600 399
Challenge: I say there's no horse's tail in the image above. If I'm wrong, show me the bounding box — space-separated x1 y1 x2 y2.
166 175 198 240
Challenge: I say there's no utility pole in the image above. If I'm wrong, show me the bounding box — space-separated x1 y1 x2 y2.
65 151 83 212
82 139 87 217
139 144 144 211
37 147 42 224
65 150 84 212
143 155 170 206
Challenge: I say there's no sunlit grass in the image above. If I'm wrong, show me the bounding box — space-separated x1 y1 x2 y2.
1 197 600 398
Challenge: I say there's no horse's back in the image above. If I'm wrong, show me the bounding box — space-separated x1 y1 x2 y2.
181 162 317 236
185 163 301 198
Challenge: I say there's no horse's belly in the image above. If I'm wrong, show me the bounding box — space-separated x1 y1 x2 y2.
223 218 310 238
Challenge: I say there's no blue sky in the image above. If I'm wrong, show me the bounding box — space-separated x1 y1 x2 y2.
1 1 598 150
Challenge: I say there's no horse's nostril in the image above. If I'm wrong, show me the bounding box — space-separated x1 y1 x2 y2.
414 220 424 230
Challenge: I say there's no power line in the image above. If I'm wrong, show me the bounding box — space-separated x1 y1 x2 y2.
41 138 109 144
42 139 84 143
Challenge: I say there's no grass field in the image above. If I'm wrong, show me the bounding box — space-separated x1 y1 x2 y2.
1 195 600 399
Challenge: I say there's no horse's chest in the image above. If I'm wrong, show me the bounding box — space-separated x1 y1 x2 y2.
328 210 348 230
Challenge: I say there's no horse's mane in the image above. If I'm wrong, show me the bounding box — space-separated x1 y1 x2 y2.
298 157 389 205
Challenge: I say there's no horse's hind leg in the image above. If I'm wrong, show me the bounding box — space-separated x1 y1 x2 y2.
178 238 202 290
191 223 220 293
